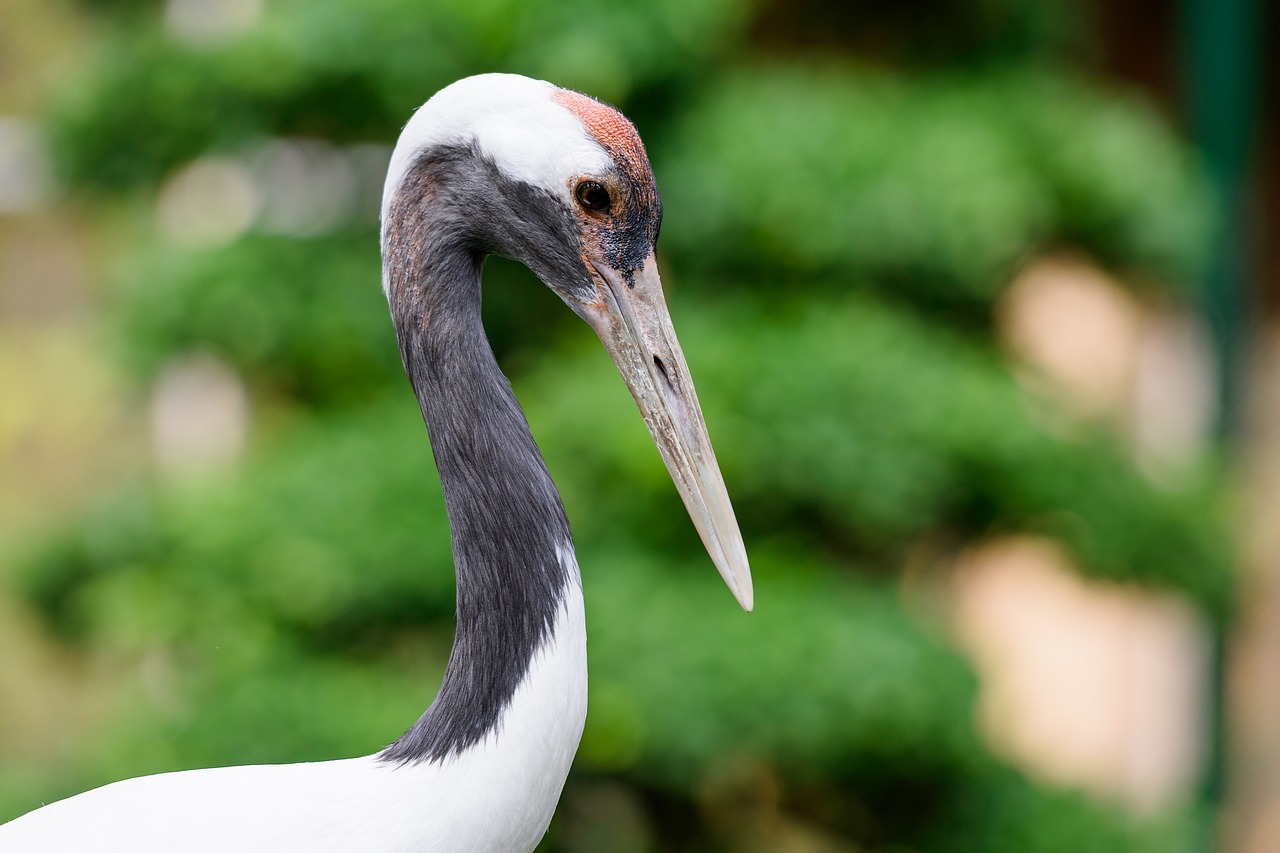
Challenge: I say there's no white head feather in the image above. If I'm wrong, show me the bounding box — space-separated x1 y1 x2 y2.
380 73 611 232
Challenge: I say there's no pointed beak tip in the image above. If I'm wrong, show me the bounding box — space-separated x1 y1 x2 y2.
722 559 754 612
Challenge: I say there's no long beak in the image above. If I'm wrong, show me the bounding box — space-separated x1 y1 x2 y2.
574 253 753 611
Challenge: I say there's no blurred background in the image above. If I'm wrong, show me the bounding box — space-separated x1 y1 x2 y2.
0 0 1275 850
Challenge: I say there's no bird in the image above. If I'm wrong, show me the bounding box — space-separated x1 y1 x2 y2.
0 73 752 852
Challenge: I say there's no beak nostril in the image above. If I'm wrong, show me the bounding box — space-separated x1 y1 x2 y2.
653 354 674 390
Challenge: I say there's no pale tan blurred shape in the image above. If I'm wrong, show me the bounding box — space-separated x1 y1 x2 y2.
250 139 359 238
157 157 260 249
0 118 52 214
987 255 1217 814
157 140 388 249
165 0 263 45
999 254 1216 473
953 536 1209 815
149 354 249 476
1001 255 1144 416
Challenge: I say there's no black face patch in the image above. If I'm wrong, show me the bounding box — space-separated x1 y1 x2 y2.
554 88 663 281
576 164 662 283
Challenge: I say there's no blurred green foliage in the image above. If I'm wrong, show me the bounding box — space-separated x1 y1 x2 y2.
2 0 1229 849
662 68 1214 306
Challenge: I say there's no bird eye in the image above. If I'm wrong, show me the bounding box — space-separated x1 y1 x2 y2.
575 180 610 212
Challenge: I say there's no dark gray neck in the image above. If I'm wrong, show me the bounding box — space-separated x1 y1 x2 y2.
379 155 577 764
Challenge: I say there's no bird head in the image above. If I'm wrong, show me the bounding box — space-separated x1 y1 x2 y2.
382 73 752 611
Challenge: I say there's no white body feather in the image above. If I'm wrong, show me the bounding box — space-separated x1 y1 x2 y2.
0 566 586 852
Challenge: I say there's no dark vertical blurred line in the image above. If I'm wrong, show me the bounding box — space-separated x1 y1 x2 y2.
1183 0 1261 439
1180 0 1261 849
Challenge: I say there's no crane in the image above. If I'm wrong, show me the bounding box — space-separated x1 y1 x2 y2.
0 73 752 852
